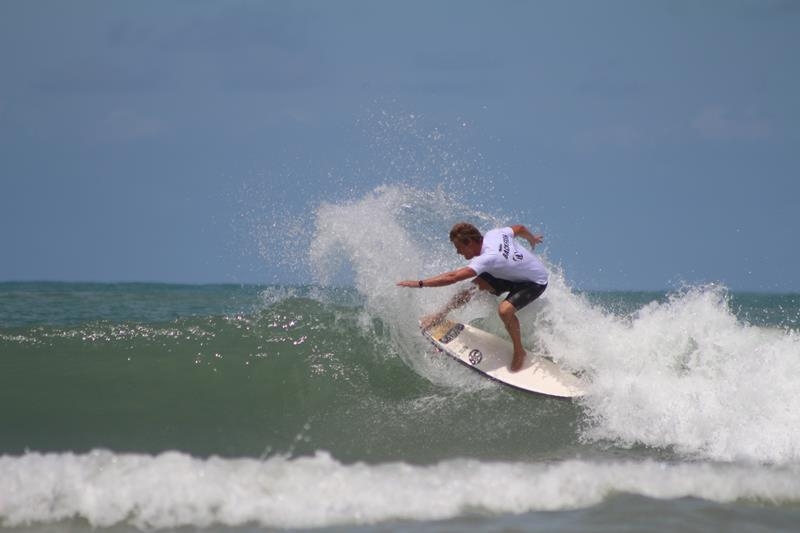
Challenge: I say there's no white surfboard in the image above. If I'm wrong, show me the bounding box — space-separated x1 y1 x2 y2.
423 320 587 398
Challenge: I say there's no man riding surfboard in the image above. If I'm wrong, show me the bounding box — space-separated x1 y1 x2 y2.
397 222 549 372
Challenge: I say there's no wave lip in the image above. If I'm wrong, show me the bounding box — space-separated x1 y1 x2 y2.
3 450 800 530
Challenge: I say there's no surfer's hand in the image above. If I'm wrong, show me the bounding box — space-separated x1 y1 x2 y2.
397 280 420 288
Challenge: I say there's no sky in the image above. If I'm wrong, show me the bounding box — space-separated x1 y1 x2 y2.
1 1 798 291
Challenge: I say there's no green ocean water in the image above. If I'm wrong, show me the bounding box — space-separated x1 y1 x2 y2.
2 282 800 532
0 283 586 463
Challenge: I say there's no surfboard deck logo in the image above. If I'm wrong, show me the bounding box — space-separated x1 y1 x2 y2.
468 349 483 365
422 319 587 399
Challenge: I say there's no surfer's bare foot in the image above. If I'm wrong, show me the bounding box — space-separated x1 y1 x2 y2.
510 351 526 372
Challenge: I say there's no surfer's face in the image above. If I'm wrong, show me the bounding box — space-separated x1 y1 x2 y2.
453 239 480 260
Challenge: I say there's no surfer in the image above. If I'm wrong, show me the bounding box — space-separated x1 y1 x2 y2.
397 222 549 372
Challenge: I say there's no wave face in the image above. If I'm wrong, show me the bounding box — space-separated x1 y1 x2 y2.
0 281 584 464
306 185 800 465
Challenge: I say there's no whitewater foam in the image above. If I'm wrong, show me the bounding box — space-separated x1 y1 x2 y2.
2 450 799 530
537 283 800 464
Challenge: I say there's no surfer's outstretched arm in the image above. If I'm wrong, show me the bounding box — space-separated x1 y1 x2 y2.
397 266 476 289
398 267 478 329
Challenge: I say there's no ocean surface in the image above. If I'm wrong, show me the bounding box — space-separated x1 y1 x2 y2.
2 188 800 532
2 280 799 532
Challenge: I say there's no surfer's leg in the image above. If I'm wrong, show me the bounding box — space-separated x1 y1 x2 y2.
498 300 525 372
501 282 547 372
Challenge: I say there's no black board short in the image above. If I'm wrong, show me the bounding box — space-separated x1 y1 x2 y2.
476 272 547 310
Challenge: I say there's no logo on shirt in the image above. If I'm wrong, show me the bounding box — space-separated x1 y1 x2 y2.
501 234 510 260
513 252 524 261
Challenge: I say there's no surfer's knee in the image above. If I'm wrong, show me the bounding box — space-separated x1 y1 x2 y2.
498 301 517 323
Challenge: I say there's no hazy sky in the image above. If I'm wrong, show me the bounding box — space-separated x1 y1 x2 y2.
1 1 798 291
